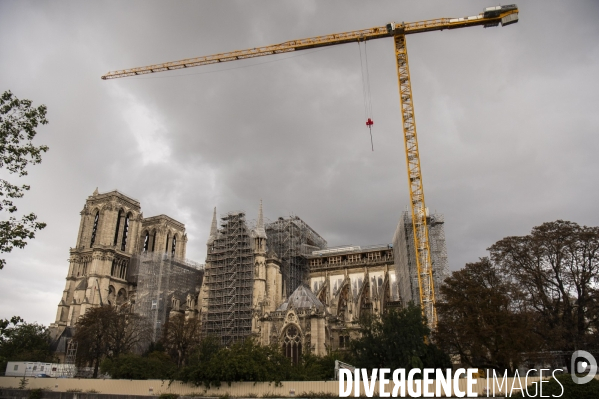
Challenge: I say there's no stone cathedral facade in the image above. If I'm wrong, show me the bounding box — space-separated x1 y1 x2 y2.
50 189 187 331
51 188 447 364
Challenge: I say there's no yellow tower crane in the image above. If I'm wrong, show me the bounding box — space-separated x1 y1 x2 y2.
102 4 519 328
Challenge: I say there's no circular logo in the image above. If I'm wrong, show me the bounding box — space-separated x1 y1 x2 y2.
571 350 598 384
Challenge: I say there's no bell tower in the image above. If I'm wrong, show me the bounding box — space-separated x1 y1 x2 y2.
52 189 142 328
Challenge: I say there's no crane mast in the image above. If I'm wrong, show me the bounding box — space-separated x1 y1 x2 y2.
393 33 437 324
102 5 519 328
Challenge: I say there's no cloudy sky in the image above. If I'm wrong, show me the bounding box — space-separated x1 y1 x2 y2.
1 0 598 326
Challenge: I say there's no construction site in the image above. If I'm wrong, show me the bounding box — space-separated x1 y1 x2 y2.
203 211 255 345
203 211 328 345
265 216 327 297
42 4 524 372
97 4 520 331
393 210 449 309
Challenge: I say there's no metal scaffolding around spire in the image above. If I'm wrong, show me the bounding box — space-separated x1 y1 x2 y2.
204 211 255 346
266 215 327 297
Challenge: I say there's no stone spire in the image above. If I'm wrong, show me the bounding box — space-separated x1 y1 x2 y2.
207 207 217 245
254 200 267 238
93 187 99 196
210 207 217 236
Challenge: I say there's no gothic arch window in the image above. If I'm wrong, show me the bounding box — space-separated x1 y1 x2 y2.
117 288 127 305
110 258 128 280
143 230 150 253
82 257 90 276
359 280 372 319
337 284 350 321
171 235 177 257
121 212 131 251
282 325 302 365
151 230 156 252
90 211 99 247
113 210 123 246
121 261 128 279
108 285 116 305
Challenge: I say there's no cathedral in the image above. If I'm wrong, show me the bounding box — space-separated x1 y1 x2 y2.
50 189 447 363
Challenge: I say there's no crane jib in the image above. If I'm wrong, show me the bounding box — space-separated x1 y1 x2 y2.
101 7 518 80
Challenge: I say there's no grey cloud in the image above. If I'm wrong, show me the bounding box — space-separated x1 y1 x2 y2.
1 0 598 325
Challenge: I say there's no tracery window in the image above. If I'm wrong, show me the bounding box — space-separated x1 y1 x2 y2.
143 231 150 253
113 210 123 246
339 335 350 349
282 325 302 365
90 211 99 247
171 235 177 257
110 258 128 279
121 213 130 251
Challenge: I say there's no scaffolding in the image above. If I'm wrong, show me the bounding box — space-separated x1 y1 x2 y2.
132 252 204 343
52 329 77 378
266 216 327 297
204 211 255 346
392 209 448 305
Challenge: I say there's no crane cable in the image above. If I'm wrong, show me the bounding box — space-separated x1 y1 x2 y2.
358 39 374 151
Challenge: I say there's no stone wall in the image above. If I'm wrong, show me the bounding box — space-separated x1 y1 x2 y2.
0 375 583 397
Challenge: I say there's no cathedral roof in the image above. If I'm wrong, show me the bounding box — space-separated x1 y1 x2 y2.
276 284 325 312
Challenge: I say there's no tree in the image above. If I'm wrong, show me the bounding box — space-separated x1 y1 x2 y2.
178 337 293 388
0 316 56 372
489 220 599 352
101 351 176 380
434 258 538 374
161 314 202 367
350 304 451 372
73 306 149 378
289 350 354 381
435 220 599 374
0 91 49 270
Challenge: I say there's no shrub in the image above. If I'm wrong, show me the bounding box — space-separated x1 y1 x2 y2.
28 388 43 399
101 352 176 380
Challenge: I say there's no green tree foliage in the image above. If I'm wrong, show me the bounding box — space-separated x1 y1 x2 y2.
161 314 202 367
489 220 599 352
350 304 451 372
100 351 177 380
435 258 538 373
73 306 149 378
0 91 49 270
290 351 353 381
178 337 293 388
436 220 599 373
0 316 55 372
